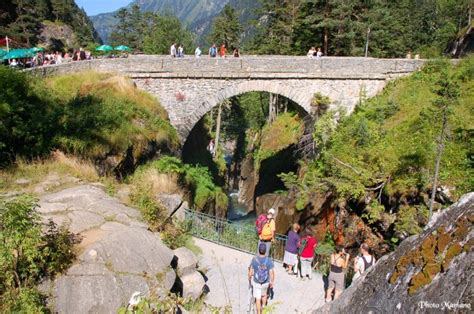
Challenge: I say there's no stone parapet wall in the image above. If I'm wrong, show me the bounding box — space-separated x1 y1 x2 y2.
26 55 426 79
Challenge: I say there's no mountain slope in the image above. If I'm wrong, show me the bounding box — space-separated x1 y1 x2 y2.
90 0 260 45
0 0 100 47
91 0 230 44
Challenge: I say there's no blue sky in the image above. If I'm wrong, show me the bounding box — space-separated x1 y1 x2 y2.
75 0 132 16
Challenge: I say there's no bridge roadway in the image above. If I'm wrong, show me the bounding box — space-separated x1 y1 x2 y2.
28 55 426 144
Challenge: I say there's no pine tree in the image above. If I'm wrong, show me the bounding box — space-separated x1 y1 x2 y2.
142 14 194 55
429 68 460 217
208 4 242 49
109 8 130 47
248 0 302 55
8 0 40 45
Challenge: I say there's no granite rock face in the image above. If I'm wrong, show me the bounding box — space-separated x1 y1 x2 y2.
319 193 474 314
39 185 204 313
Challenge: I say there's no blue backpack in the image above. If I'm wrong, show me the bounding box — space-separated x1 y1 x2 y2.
209 47 217 57
254 257 269 284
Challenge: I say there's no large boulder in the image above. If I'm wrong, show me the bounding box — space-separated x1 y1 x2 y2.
179 271 206 301
157 193 188 221
39 185 177 314
173 247 198 276
319 192 474 313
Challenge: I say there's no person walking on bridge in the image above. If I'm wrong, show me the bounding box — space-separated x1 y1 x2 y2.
248 243 275 314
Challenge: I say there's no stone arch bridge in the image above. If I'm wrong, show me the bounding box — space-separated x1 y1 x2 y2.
30 56 425 144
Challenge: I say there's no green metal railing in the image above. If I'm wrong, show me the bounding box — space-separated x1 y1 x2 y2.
183 209 288 262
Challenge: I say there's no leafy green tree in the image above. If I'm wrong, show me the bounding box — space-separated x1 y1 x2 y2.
142 14 194 55
208 4 242 49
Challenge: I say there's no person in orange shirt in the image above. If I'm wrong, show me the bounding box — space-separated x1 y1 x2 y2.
219 44 226 58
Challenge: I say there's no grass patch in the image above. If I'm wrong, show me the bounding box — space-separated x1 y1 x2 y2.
255 112 304 167
0 151 99 194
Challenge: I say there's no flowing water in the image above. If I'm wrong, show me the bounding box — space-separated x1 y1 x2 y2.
226 189 256 227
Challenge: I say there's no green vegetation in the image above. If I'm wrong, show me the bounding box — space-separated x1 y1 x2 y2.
0 0 99 47
314 232 336 275
135 157 228 214
247 0 471 58
0 67 178 168
295 57 473 240
46 72 178 159
208 4 242 49
254 112 304 167
109 4 194 54
0 196 79 312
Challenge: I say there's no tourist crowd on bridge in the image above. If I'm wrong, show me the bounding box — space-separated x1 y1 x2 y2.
4 47 96 69
249 208 375 313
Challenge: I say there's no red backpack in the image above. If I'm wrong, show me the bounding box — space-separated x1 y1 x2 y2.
255 214 268 235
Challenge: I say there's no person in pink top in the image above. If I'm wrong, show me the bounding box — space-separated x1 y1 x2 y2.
298 229 317 280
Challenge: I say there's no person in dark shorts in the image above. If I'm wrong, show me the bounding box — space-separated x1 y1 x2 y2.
326 246 349 301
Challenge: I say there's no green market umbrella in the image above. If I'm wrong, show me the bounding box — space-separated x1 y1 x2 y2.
2 48 34 60
0 48 6 58
95 45 113 52
114 45 131 52
29 47 45 53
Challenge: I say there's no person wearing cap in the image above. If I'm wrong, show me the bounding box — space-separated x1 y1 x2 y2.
258 208 276 257
248 243 275 314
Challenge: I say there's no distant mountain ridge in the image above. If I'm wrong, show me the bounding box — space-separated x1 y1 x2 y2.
90 0 230 44
90 0 260 45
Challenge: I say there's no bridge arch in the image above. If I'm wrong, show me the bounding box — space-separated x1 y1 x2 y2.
182 80 313 141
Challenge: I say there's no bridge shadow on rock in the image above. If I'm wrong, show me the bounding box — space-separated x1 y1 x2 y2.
254 145 299 200
182 119 224 186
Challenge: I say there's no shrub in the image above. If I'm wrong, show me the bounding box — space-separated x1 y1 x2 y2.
150 157 228 214
0 195 79 312
0 66 56 165
0 69 178 167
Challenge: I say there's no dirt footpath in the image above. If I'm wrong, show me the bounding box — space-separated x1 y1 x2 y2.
194 237 326 313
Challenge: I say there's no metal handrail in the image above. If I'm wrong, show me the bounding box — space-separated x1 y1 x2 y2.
183 209 288 262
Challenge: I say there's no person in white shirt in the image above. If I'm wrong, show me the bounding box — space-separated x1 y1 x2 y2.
352 243 375 282
170 43 177 57
316 47 323 58
195 46 202 58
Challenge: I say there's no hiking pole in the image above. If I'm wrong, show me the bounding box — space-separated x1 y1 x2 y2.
247 280 254 313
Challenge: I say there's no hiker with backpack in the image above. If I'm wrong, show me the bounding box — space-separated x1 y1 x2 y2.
255 208 276 257
248 243 275 314
283 223 300 274
352 243 375 282
297 229 317 280
209 44 217 58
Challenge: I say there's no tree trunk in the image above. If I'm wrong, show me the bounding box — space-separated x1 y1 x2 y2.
268 93 277 123
429 113 448 217
214 103 222 157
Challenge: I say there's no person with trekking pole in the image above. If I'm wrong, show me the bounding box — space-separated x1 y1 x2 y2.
248 243 275 314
